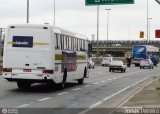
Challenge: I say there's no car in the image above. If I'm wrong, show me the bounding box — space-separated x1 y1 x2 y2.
102 56 113 66
140 59 154 69
109 60 126 73
88 58 95 69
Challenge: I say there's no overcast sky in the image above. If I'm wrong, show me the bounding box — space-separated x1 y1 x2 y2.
0 0 160 41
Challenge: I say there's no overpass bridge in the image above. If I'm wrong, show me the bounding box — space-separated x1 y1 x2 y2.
90 40 160 56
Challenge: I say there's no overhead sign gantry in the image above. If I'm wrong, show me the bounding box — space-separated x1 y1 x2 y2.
85 0 134 5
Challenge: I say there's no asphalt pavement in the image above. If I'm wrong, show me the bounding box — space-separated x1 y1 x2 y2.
0 65 160 114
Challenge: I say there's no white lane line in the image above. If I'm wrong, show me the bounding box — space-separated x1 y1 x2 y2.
108 79 112 81
38 97 52 102
57 92 68 96
84 85 91 88
29 102 34 104
72 88 81 91
89 101 103 108
113 77 117 79
102 86 131 101
78 77 148 114
93 82 99 85
16 104 30 108
100 81 106 83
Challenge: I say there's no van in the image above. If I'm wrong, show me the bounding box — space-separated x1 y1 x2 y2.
102 57 113 66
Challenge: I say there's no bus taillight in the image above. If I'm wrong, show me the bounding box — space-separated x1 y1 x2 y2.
43 70 54 74
3 68 12 72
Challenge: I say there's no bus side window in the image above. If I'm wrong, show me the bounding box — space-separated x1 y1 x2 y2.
58 34 61 49
83 40 85 51
77 39 79 51
66 36 69 50
80 39 82 51
55 34 58 49
60 35 64 49
71 37 73 50
69 36 71 50
76 38 78 51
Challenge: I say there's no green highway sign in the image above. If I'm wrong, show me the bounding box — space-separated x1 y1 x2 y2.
85 0 134 6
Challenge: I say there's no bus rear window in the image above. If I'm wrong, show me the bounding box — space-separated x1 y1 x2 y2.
12 36 33 48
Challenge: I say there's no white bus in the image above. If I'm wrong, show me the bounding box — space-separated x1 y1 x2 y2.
3 24 89 89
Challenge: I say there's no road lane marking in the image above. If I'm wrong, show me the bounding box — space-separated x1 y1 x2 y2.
90 70 150 87
72 88 81 91
84 85 91 88
89 101 103 108
38 97 52 102
119 78 153 109
100 81 106 83
57 92 68 96
78 77 148 114
16 104 30 108
102 86 131 101
113 77 117 79
29 102 34 104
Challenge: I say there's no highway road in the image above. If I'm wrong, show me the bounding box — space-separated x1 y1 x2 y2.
0 65 160 114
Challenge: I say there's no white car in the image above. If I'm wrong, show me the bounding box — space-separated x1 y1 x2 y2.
140 59 154 69
109 60 127 72
88 59 95 69
102 57 113 66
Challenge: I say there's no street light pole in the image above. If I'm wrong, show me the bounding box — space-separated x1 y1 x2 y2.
105 9 111 54
53 0 56 27
147 0 149 42
96 5 99 59
27 0 29 23
148 18 152 42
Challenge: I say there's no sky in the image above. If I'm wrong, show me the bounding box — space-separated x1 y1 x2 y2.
0 0 160 41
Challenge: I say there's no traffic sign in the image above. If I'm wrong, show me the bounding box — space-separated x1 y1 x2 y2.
155 30 160 38
85 0 134 6
140 31 144 38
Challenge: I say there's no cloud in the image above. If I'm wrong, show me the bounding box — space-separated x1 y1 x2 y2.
0 0 160 40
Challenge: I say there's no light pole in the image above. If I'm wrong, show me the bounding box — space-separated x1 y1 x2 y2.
27 0 29 23
53 0 56 26
105 8 111 54
147 0 149 42
148 18 152 42
96 5 99 60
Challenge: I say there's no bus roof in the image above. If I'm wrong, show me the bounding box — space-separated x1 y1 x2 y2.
7 24 87 40
53 27 87 40
7 24 52 29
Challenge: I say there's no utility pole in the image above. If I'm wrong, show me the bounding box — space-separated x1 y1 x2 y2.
53 0 56 26
27 0 29 23
96 5 99 60
105 9 111 55
147 0 149 42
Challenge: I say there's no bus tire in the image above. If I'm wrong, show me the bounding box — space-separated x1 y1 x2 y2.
59 69 67 90
17 81 31 89
78 67 87 84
